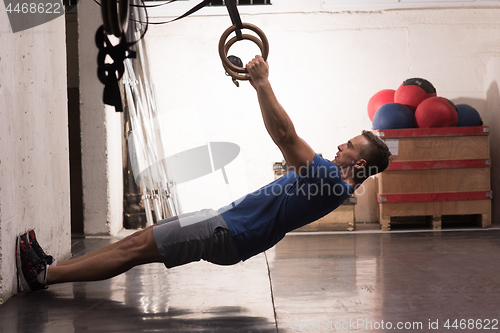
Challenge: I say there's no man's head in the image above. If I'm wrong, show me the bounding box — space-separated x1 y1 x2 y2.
333 130 392 184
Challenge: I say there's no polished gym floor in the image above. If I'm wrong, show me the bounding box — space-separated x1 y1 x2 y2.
1 223 500 333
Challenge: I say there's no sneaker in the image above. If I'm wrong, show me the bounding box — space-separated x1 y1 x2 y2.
27 230 55 265
16 234 48 292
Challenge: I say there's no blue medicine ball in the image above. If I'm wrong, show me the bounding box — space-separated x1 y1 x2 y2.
456 104 483 127
372 103 416 130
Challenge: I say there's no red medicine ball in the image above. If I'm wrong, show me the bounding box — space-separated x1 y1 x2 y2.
415 97 458 128
367 89 395 121
394 78 437 111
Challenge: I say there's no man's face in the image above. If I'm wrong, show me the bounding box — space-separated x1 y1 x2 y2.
333 135 368 169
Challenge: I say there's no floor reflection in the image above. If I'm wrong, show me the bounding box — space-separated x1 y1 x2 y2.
271 230 500 333
2 229 500 333
0 236 276 333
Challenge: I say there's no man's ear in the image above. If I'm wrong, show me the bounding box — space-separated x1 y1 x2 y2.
354 158 367 169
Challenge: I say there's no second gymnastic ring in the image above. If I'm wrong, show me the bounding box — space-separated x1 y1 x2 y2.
223 34 264 81
218 23 269 75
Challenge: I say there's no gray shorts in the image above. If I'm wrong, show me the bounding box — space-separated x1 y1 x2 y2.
153 209 241 268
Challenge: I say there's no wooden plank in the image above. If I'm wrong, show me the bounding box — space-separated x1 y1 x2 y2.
379 191 492 203
379 200 491 224
376 126 489 138
378 168 491 194
386 136 489 161
432 215 442 230
294 205 355 232
380 216 391 231
386 159 491 171
296 221 355 232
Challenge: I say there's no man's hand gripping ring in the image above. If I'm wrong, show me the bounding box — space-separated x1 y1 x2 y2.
218 23 269 81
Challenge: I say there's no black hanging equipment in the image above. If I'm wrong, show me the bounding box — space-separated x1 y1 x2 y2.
95 26 136 112
96 0 270 110
224 0 243 41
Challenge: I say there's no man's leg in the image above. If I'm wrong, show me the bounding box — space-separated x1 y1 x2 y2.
47 227 162 284
56 225 156 267
56 214 186 267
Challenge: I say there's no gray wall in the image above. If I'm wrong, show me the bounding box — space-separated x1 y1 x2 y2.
78 1 124 236
0 1 125 304
0 13 71 303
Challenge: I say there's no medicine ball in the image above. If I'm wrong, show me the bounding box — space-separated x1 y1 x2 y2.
394 78 437 111
367 89 395 121
372 103 416 130
415 97 458 128
456 104 483 127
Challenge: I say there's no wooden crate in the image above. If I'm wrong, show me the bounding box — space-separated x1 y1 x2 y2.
294 200 356 232
273 161 356 232
375 126 492 231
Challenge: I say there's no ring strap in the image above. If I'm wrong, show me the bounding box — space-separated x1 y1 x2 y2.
225 0 243 40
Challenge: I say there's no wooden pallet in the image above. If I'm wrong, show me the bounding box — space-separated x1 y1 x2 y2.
294 201 356 232
375 126 492 231
274 161 357 232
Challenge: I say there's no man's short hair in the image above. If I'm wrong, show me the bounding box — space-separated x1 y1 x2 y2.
356 130 392 181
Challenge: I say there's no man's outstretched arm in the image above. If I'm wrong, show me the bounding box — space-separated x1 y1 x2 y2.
246 55 316 174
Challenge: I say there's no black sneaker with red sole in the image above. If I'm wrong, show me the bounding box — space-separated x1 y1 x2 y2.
27 229 55 265
16 233 48 292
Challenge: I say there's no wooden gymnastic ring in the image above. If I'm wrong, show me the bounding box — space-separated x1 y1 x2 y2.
223 62 246 81
222 34 264 81
218 23 269 77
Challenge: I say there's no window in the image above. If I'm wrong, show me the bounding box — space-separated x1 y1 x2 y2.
144 0 288 18
208 0 271 5
322 0 500 10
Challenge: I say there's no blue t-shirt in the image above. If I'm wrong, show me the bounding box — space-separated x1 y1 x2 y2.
218 154 354 261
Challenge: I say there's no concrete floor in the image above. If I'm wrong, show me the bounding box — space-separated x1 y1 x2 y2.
1 225 500 333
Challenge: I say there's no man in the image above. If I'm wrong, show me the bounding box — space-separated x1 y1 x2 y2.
17 55 392 292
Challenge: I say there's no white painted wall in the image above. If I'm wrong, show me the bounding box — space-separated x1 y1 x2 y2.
78 2 124 235
484 56 500 226
146 5 500 223
0 13 71 303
